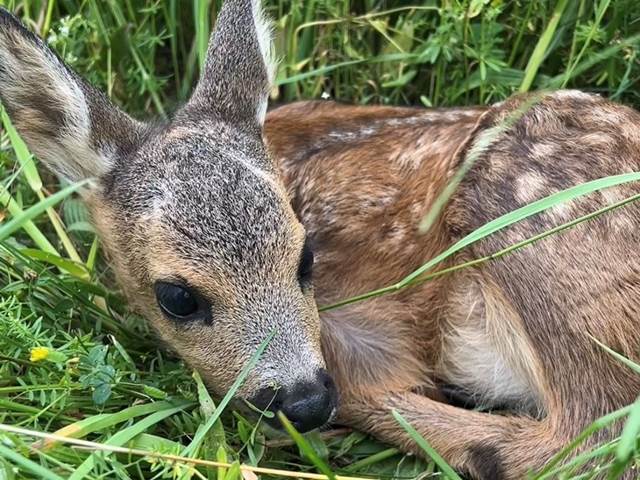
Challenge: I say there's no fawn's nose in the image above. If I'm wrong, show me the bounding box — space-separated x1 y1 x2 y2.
250 370 338 432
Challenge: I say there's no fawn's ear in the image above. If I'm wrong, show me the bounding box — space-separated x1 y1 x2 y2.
0 8 142 184
186 0 276 127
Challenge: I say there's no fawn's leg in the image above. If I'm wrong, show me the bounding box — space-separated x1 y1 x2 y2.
340 392 567 480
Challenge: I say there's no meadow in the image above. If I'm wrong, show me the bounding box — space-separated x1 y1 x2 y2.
1 0 640 479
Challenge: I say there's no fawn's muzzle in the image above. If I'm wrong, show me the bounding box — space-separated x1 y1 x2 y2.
251 369 338 432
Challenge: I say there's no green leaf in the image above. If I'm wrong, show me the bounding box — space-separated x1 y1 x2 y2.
194 370 216 419
224 461 241 480
305 431 330 461
69 401 191 479
382 69 417 88
0 444 64 480
126 433 183 453
216 445 228 480
92 383 112 405
19 249 89 279
0 457 16 480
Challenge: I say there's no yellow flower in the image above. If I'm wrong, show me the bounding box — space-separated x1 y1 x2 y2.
30 346 50 362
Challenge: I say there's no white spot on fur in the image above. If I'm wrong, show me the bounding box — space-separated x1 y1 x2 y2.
385 109 480 129
515 171 547 204
550 202 572 221
601 188 622 205
327 126 378 142
530 142 557 160
601 187 635 233
551 90 597 101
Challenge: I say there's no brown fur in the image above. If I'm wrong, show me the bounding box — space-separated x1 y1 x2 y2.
265 93 640 479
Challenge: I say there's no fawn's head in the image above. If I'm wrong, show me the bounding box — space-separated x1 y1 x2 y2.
0 1 336 431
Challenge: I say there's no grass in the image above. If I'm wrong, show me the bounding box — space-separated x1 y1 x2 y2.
1 0 640 479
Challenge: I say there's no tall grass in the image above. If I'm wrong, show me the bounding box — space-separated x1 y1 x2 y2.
1 0 640 479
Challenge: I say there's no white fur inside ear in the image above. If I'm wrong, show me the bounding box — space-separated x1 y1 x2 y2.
251 0 277 86
256 97 268 125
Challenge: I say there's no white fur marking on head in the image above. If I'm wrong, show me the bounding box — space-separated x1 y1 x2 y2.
227 151 284 198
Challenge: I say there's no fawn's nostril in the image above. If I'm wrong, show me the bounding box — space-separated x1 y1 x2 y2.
248 370 338 433
279 369 338 433
249 386 282 414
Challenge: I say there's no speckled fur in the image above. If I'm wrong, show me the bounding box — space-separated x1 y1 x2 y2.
266 96 640 479
3 4 640 479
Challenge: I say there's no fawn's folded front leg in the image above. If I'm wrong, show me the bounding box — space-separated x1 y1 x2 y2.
340 392 564 480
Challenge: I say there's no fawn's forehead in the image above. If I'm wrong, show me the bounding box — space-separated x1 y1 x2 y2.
106 124 304 269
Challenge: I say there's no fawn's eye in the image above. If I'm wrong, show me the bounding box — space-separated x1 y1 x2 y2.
298 240 314 288
155 282 200 320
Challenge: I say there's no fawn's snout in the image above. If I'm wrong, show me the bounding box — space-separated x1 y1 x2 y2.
251 369 338 432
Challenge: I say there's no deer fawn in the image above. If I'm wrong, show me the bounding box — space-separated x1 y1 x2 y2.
1 2 640 479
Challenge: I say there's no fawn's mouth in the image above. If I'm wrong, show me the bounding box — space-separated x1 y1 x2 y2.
245 405 338 434
245 369 339 433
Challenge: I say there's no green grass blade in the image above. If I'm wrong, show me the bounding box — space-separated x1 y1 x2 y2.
180 331 274 458
277 53 416 86
344 447 399 472
323 171 640 311
19 249 89 279
545 34 640 89
1 108 41 191
535 404 634 478
610 396 640 479
194 0 210 69
0 181 87 242
46 400 194 448
0 188 59 255
408 192 640 294
561 0 612 88
0 443 64 480
419 93 543 234
69 400 191 479
590 337 640 375
277 412 337 480
391 409 462 480
2 107 83 262
519 0 570 92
